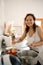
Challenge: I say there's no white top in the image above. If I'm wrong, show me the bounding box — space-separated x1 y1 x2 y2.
26 28 43 53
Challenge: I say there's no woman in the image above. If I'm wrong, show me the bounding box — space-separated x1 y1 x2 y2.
11 13 43 65
13 13 43 48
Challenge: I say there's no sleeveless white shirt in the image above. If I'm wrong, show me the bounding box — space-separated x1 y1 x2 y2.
26 28 43 53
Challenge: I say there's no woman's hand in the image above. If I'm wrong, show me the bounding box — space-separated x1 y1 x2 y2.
29 44 35 49
12 40 16 45
27 43 36 49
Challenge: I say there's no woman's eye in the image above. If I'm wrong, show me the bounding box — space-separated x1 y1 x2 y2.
26 20 28 21
26 19 32 21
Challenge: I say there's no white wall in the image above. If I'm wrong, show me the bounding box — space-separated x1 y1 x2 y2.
4 0 43 25
0 0 43 25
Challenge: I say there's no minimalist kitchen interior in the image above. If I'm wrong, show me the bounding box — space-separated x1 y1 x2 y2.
0 0 43 65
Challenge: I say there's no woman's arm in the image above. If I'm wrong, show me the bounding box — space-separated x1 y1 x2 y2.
29 27 43 48
12 29 26 44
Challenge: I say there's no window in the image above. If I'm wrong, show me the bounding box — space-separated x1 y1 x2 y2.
35 20 41 27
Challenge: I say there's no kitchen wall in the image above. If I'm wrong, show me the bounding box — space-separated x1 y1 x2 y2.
0 0 43 25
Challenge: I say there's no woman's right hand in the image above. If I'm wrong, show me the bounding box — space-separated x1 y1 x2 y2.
12 40 16 45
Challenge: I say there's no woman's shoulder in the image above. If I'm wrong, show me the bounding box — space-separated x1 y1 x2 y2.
36 26 43 34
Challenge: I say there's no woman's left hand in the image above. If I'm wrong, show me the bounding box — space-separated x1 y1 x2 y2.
28 43 35 49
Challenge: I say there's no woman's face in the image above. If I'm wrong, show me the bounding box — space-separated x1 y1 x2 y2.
25 16 35 27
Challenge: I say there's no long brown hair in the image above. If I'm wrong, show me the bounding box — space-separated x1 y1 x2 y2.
24 13 38 33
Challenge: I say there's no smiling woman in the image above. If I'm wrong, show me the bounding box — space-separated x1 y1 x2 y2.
11 13 43 65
